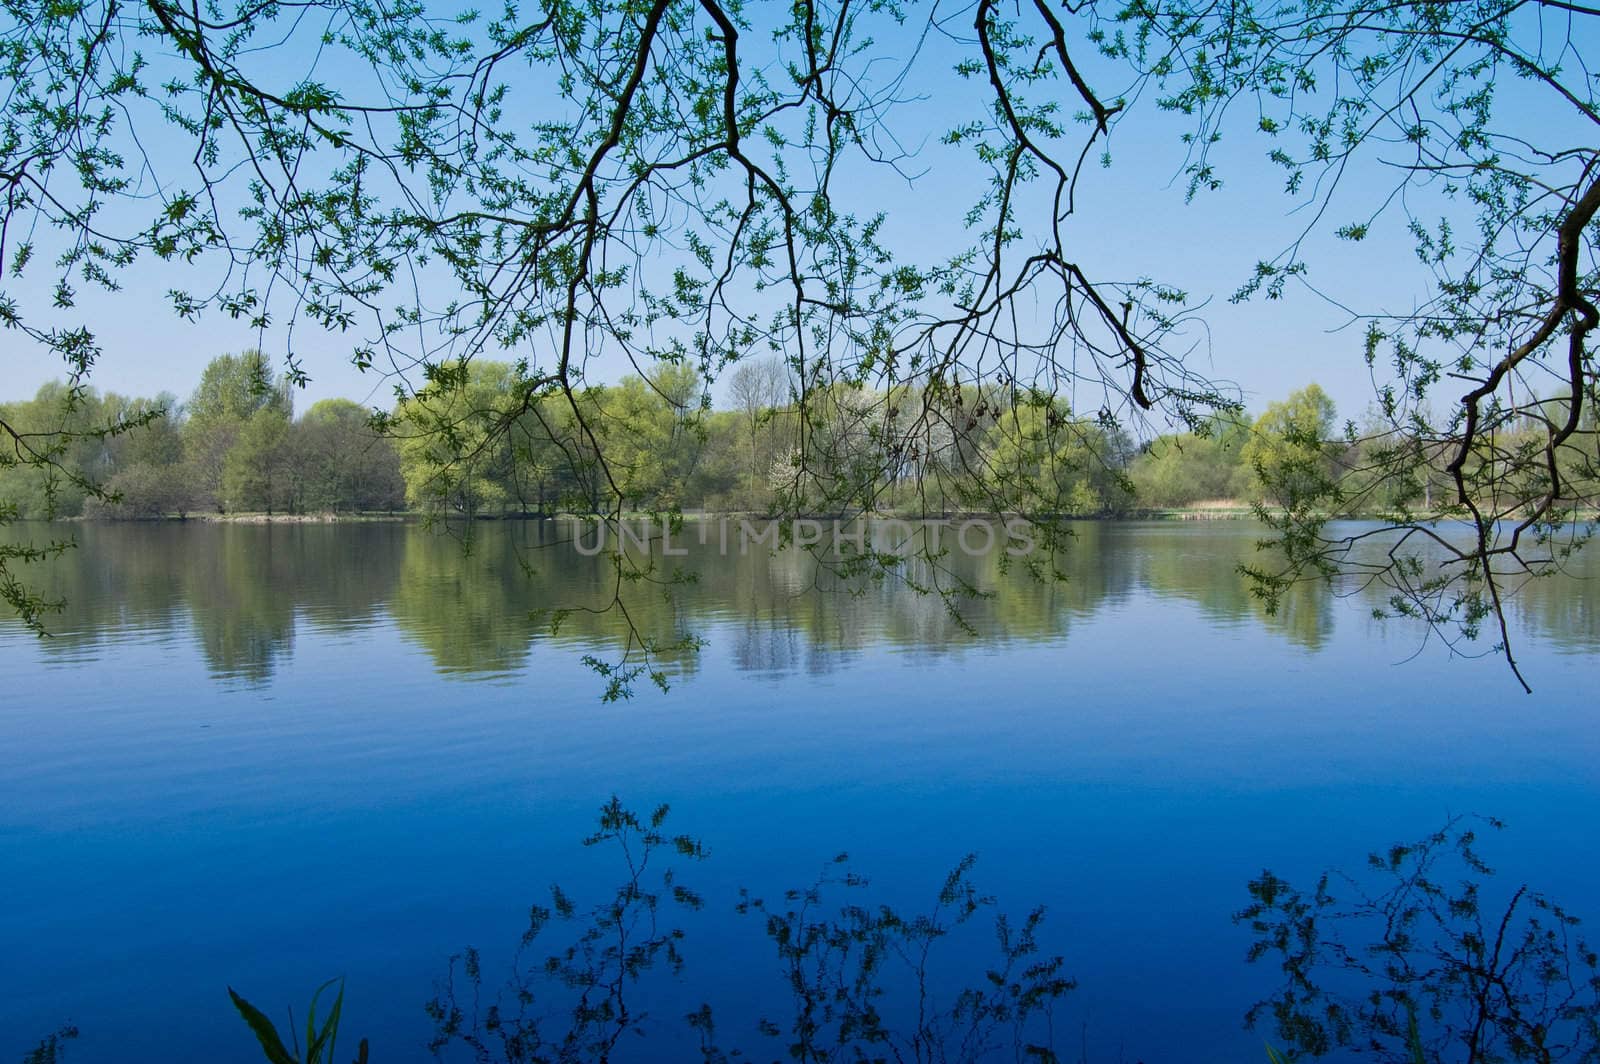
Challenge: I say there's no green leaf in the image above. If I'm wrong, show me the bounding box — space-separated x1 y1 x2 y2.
229 987 299 1064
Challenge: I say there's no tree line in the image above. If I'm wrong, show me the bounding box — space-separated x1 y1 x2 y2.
0 352 404 518
13 350 1588 521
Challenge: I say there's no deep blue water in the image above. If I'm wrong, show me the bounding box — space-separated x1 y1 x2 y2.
1 520 1595 1062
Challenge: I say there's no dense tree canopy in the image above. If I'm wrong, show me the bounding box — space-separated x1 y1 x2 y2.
0 355 407 523
1241 384 1339 509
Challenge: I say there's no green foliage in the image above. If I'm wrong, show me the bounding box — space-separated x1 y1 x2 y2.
1129 413 1253 507
2 356 405 524
184 352 295 512
392 360 601 519
187 352 291 427
975 396 1134 517
1240 386 1339 510
1234 386 1349 629
292 401 405 514
2 364 1391 533
223 409 294 514
0 376 163 629
0 383 166 519
229 979 367 1064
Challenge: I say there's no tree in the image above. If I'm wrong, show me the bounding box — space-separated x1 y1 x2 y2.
222 408 294 513
0 383 176 519
683 410 744 510
92 461 196 519
0 383 98 519
183 353 294 511
293 400 404 513
1129 414 1253 508
394 362 521 518
1241 385 1339 508
186 352 292 426
588 366 706 511
82 392 194 518
727 357 790 494
980 397 1133 518
0 379 161 628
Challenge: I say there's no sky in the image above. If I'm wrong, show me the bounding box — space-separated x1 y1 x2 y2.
3 0 1583 429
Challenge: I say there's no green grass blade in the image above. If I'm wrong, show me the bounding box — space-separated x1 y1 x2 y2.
1406 1008 1427 1064
307 979 345 1063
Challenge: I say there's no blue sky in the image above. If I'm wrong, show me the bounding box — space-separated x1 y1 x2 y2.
0 136 1406 420
2 0 1549 428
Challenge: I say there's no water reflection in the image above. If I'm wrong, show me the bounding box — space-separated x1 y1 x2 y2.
1131 524 1333 649
2 518 1595 682
5 519 1597 1064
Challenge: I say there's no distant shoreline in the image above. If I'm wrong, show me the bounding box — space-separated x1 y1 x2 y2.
40 505 1285 524
59 511 416 524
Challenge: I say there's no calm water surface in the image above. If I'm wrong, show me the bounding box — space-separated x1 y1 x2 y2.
1 521 1596 1062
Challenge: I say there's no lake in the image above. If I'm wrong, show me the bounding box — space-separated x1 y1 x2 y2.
2 520 1596 1062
